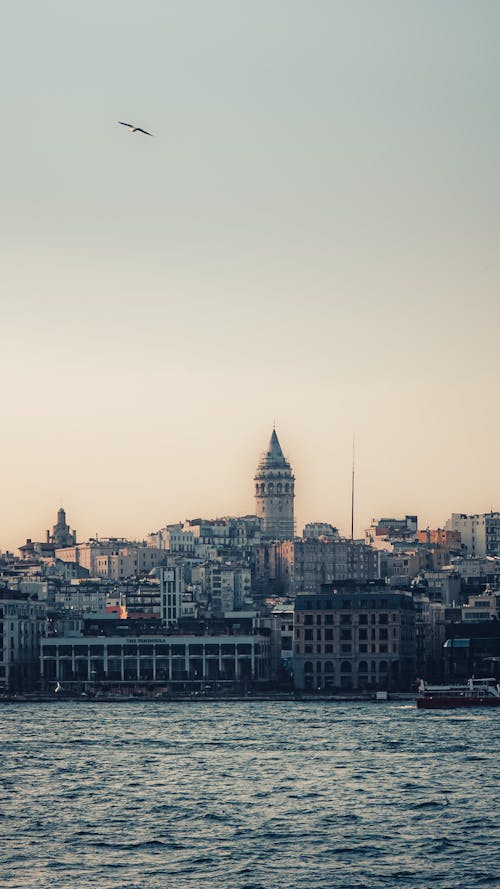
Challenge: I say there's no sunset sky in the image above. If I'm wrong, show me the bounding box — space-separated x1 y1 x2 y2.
1 1 499 552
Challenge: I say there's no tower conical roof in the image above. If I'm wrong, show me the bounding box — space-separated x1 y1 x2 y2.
256 429 291 471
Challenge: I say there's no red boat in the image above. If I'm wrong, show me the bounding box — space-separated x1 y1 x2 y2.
417 677 500 709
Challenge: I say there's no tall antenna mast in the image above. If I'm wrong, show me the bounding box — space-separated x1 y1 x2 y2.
351 434 355 542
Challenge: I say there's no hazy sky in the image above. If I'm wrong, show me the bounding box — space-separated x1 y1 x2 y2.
1 1 499 551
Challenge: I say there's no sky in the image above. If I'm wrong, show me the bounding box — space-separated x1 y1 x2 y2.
1 1 500 552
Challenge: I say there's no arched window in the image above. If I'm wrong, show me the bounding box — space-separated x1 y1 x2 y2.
304 661 313 674
260 484 266 495
358 661 368 673
340 660 351 673
316 661 322 675
268 482 274 493
371 660 377 673
379 660 388 673
324 661 334 673
285 483 289 493
277 483 282 493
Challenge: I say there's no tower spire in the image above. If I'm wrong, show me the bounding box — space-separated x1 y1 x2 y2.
254 428 295 540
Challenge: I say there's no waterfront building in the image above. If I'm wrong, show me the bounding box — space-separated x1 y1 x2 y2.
268 601 294 680
254 429 295 541
443 620 500 681
412 593 446 680
292 584 416 691
40 630 271 686
0 589 47 691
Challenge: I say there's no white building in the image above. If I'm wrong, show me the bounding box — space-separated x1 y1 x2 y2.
160 565 183 627
461 590 500 622
41 632 271 685
445 512 500 557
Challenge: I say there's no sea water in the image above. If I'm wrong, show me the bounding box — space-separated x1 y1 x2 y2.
1 700 499 888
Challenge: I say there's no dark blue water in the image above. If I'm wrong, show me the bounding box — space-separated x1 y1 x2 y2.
1 701 499 888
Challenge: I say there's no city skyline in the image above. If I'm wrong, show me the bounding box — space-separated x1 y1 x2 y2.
2 2 499 552
3 422 499 554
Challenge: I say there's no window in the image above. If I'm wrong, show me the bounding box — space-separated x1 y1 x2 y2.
304 629 313 641
341 629 352 641
324 628 333 641
359 614 368 625
359 629 368 640
341 614 352 625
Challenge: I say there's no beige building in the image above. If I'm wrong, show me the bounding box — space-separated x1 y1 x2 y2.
56 540 164 579
278 539 379 594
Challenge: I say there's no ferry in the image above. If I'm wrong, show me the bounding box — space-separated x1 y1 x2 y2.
417 677 500 709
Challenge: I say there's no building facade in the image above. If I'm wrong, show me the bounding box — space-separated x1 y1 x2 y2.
279 539 379 594
254 429 295 541
0 589 47 691
445 512 500 557
292 586 416 691
41 633 271 685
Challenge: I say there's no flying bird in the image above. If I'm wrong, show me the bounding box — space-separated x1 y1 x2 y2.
118 121 154 136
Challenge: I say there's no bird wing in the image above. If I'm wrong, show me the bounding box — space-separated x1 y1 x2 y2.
134 128 154 136
118 121 134 128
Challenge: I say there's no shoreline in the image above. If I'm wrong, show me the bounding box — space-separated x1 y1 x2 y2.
0 692 416 704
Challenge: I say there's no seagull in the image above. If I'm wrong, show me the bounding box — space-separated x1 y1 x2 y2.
118 121 154 136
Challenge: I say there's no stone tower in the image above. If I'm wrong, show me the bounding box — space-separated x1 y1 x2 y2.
52 507 76 549
254 429 295 540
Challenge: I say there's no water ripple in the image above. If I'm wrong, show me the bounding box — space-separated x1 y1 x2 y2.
1 701 500 888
